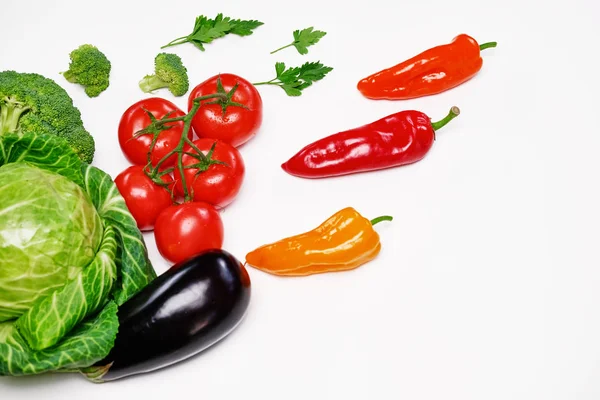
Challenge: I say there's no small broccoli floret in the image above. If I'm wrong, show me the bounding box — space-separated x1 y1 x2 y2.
62 44 111 98
0 70 96 163
139 52 189 97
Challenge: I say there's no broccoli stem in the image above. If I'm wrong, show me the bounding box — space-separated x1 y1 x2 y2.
61 70 79 84
139 75 168 93
0 97 30 135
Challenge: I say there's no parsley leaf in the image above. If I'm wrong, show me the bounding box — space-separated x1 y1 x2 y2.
271 27 327 55
229 19 264 36
253 61 333 96
161 13 264 51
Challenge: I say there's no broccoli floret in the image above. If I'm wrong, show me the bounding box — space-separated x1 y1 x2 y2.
0 70 96 163
139 53 189 97
62 44 111 98
55 125 96 163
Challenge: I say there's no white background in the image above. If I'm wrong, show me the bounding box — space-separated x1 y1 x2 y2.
1 0 600 399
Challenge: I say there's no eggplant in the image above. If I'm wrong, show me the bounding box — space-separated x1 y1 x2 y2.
89 249 251 382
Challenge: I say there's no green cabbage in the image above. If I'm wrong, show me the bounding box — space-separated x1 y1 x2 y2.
0 163 104 323
0 131 156 376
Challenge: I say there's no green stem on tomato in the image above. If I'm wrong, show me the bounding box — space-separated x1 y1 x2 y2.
158 167 175 176
370 215 393 225
479 41 498 51
184 138 209 162
431 106 460 131
151 115 187 125
146 92 230 202
162 99 201 202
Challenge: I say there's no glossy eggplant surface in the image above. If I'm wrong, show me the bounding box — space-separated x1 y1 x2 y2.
91 249 251 382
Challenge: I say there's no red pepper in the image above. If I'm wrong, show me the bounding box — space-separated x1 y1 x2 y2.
357 34 497 100
281 107 460 179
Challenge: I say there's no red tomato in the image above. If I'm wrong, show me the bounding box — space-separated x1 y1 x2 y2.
154 202 224 264
114 165 174 231
173 138 245 209
188 74 263 147
118 97 189 168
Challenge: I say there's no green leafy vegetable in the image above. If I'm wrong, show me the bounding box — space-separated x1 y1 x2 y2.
0 70 96 163
0 302 119 376
15 225 117 351
270 27 327 55
253 61 333 96
0 163 104 324
82 163 155 304
0 131 155 376
161 13 263 51
62 44 112 98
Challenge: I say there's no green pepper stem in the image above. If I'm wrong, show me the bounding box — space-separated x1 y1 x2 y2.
370 215 393 225
479 41 497 51
431 106 460 131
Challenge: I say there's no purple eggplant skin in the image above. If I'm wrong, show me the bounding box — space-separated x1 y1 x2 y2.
91 249 251 382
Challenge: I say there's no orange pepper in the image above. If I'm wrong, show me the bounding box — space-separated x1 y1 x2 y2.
245 207 392 277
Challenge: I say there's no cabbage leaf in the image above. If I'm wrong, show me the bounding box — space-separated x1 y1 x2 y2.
0 131 155 376
0 302 119 375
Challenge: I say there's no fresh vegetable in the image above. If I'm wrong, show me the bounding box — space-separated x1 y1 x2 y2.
120 80 248 263
282 107 460 179
253 61 333 96
118 97 188 167
161 13 263 51
62 44 111 98
188 73 262 147
135 79 247 203
0 131 155 376
139 53 189 97
357 34 497 100
174 138 245 209
154 202 224 264
115 165 174 231
0 70 95 163
270 27 327 55
246 208 392 276
85 249 251 382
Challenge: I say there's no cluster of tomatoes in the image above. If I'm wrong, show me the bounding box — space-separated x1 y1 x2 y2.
114 73 263 264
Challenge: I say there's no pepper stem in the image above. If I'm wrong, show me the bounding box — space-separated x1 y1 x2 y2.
431 106 460 131
370 215 393 225
479 41 497 51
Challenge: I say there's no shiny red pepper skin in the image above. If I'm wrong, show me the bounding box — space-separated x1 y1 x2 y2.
281 107 460 179
357 34 497 100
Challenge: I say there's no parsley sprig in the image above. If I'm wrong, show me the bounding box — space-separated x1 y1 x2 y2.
161 13 263 51
270 27 327 55
253 61 333 96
